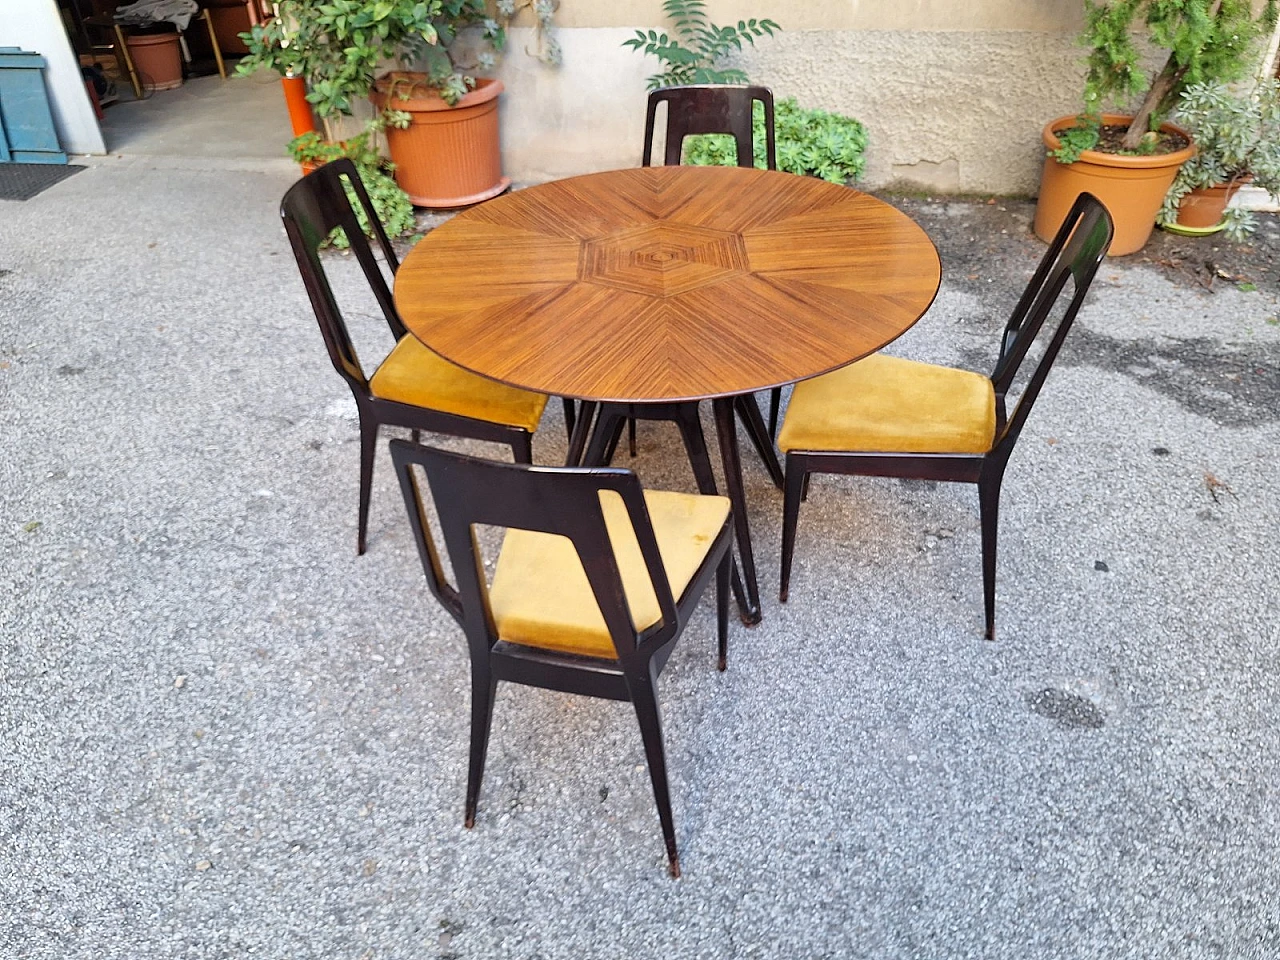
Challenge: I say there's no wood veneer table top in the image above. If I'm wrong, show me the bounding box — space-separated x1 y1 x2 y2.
395 165 941 404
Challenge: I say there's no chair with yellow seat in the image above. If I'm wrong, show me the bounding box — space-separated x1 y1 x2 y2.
281 158 569 555
389 440 734 877
777 192 1114 639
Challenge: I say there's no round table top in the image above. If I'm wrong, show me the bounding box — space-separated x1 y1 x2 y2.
395 165 941 403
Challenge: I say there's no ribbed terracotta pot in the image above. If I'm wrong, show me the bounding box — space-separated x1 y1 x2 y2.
1034 113 1196 256
126 31 183 91
373 76 509 208
1175 179 1247 230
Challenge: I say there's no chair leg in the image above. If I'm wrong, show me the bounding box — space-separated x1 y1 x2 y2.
716 553 730 671
780 455 807 602
562 397 577 444
511 431 534 465
978 473 1003 641
628 665 680 878
628 417 638 457
357 417 379 556
735 394 785 490
767 387 782 438
464 667 499 828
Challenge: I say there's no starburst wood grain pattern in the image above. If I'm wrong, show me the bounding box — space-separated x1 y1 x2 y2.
395 166 941 403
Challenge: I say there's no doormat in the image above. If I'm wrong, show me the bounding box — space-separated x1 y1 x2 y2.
0 164 85 201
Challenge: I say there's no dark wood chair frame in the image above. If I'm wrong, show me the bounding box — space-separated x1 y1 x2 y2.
389 440 734 878
779 192 1115 640
280 158 574 555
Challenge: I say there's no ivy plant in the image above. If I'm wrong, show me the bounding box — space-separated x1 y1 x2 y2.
1158 79 1280 240
289 129 417 248
683 98 868 184
622 0 779 89
1054 0 1277 163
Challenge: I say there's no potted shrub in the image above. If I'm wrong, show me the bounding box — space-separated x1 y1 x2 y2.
1033 0 1277 256
623 2 870 184
372 0 560 207
1157 79 1280 238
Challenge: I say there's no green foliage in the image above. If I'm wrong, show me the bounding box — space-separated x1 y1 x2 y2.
238 0 558 110
238 0 443 118
683 98 868 184
1158 79 1280 240
289 129 417 249
622 0 779 89
1053 0 1277 162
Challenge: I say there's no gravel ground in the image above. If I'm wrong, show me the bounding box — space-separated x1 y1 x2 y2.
2 158 1279 959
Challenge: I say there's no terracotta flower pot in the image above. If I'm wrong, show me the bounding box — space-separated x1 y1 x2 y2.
373 76 510 208
1174 179 1247 230
1034 113 1196 256
126 31 183 92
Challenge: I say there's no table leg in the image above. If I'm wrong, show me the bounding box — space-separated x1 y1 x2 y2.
713 397 762 625
565 400 597 466
735 394 785 490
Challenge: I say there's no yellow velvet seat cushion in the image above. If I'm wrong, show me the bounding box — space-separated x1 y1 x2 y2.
487 489 731 659
778 353 996 455
369 336 547 432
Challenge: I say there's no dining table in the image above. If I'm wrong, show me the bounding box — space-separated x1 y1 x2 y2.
393 164 942 624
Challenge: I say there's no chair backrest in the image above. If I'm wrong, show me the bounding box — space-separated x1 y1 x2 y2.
389 440 680 661
279 158 406 396
642 84 776 170
989 192 1114 454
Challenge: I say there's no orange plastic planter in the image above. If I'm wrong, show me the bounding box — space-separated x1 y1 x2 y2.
1034 114 1195 256
374 76 509 208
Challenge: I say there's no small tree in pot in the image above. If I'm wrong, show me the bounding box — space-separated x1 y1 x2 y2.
1035 0 1277 255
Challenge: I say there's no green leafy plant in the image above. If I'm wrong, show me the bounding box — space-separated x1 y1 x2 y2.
1052 0 1277 163
622 0 779 89
1158 79 1280 240
683 98 868 184
289 129 417 248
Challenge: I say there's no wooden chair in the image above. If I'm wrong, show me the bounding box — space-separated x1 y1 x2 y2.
280 159 555 555
776 192 1114 639
389 440 734 877
580 85 783 482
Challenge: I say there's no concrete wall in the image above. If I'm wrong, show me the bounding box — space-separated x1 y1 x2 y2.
491 1 1089 194
0 0 106 155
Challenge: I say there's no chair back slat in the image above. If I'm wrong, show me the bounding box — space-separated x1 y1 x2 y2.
642 85 776 170
389 441 681 660
279 159 407 394
990 192 1114 452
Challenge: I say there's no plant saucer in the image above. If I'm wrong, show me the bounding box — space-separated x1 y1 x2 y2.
1160 220 1226 237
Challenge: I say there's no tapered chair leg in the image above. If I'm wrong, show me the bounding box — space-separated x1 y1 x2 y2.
511 431 534 465
628 666 680 878
465 668 499 828
767 387 781 438
628 417 638 457
716 554 730 671
978 472 1003 641
357 416 379 556
603 416 627 465
780 455 807 602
